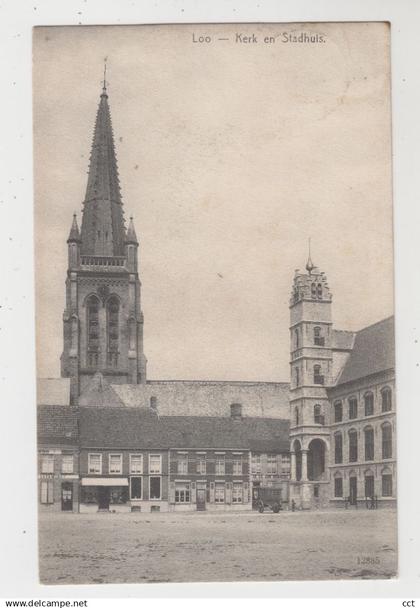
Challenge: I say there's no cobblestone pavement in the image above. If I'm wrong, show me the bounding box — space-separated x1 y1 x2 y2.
39 508 397 584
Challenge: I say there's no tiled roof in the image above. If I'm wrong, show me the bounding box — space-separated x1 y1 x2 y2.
37 378 71 406
79 407 290 452
335 316 394 386
80 379 290 418
332 329 356 351
37 405 79 445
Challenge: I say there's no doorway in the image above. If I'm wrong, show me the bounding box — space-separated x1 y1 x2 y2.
61 482 73 511
98 486 110 510
196 488 206 511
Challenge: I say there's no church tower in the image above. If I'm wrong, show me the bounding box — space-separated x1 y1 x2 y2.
288 250 332 508
61 80 147 403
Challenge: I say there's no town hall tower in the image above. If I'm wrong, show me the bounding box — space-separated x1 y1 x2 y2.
289 252 332 508
61 82 147 403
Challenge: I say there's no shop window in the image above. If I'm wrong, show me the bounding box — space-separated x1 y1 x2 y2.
149 454 162 474
130 477 142 500
130 454 143 474
110 487 128 504
175 483 190 503
149 476 161 500
40 480 54 504
88 453 102 474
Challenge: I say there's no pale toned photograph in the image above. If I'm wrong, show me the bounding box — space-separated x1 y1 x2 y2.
34 22 396 584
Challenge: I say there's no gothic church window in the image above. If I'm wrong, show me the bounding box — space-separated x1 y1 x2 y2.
106 296 119 367
87 295 100 367
311 283 316 298
381 387 392 412
295 407 299 426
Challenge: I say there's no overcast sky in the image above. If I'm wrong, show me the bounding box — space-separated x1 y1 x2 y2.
33 22 393 382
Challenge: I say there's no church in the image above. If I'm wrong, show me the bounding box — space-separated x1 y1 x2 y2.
37 81 396 513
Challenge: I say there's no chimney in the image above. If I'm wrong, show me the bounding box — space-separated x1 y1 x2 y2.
230 402 242 419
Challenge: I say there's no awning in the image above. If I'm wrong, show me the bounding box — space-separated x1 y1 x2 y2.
81 477 128 487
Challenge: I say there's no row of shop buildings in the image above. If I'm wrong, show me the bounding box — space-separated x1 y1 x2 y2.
38 392 291 513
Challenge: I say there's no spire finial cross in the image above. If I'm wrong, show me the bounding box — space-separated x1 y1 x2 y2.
306 237 314 274
102 57 108 92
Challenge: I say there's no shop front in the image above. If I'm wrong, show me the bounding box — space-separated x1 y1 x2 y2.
80 477 129 513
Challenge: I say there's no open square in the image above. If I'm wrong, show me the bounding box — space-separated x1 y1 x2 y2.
39 509 397 584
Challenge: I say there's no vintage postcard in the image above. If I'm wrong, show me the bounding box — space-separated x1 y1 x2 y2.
34 22 396 584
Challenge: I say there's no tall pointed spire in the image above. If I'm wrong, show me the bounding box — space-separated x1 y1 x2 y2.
80 73 126 257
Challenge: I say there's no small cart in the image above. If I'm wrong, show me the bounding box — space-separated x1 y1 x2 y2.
254 487 283 513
